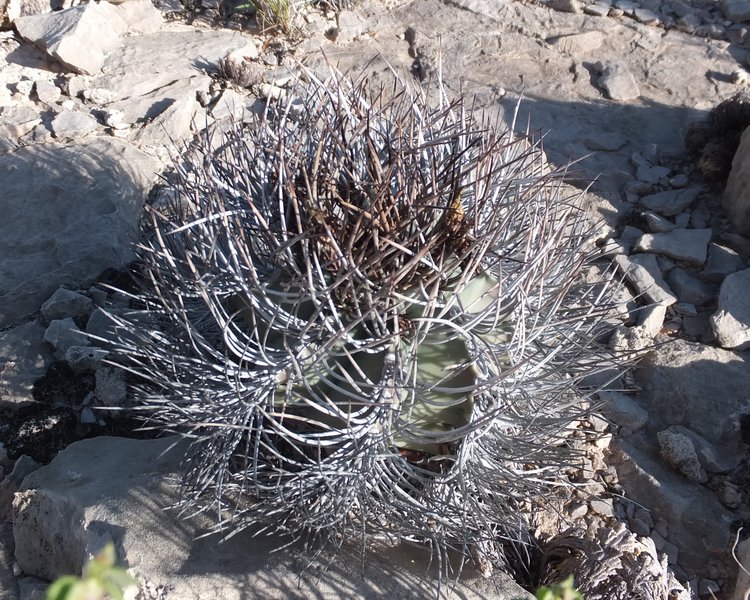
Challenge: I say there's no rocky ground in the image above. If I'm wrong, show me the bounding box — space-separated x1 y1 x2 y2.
1 0 750 598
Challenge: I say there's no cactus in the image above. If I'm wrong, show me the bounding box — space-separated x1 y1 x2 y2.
107 70 617 584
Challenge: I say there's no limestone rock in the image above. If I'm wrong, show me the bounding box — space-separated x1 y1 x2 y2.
639 187 701 217
40 288 92 323
595 60 639 101
635 339 750 453
721 0 750 21
665 268 717 306
711 268 750 350
704 243 746 283
43 318 89 360
634 228 712 266
0 321 53 408
598 390 648 433
0 106 42 139
724 125 750 236
13 436 532 599
50 109 99 139
0 138 158 327
14 2 128 75
12 489 87 581
610 440 734 581
614 253 677 305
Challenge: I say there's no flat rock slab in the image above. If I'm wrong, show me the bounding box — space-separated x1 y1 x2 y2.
14 2 128 74
635 339 750 453
610 439 735 581
634 228 712 266
0 137 158 327
14 436 532 599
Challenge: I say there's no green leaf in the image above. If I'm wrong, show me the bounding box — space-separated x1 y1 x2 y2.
46 576 79 600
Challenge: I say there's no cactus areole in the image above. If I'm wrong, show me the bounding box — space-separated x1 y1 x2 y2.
108 70 614 582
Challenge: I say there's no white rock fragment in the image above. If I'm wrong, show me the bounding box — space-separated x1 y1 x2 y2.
710 268 750 350
50 109 99 139
33 79 61 104
595 60 640 101
634 228 712 266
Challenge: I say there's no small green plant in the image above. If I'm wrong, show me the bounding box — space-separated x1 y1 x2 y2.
535 575 584 600
46 542 136 600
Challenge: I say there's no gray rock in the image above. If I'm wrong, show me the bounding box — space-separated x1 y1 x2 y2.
94 367 127 407
656 428 707 483
710 268 750 350
0 138 158 328
636 164 670 184
704 243 746 282
14 436 532 599
633 7 660 24
598 390 648 433
50 109 99 139
584 2 611 17
724 126 750 236
0 321 53 408
0 456 41 523
665 268 716 306
12 489 87 581
639 187 701 216
14 2 128 74
595 59 640 101
610 440 734 580
32 79 60 104
0 106 42 139
667 425 736 473
614 253 677 305
40 288 93 323
633 228 712 266
131 77 204 146
64 346 109 372
635 339 750 453
721 0 750 21
549 0 582 12
43 318 89 360
618 225 645 251
642 211 676 233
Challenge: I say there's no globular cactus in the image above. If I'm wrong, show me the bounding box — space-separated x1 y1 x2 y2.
108 69 617 585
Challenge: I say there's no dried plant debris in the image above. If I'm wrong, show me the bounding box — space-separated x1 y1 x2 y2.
685 89 750 183
538 524 691 600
